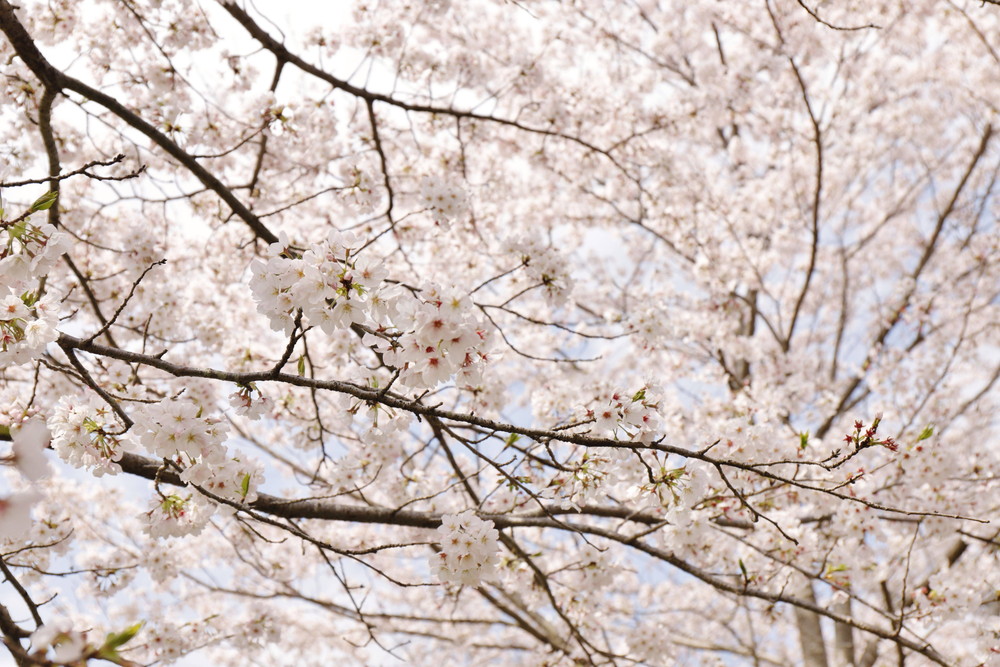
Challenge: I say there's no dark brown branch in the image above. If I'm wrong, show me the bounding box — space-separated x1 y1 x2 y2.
111 447 948 663
56 332 988 525
365 98 396 224
795 1 880 31
784 55 823 350
218 2 628 174
0 154 139 188
0 0 279 245
81 259 167 346
815 123 994 439
0 559 41 629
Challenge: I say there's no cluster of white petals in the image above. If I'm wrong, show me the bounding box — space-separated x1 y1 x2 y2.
241 614 281 646
628 463 712 511
135 399 263 515
49 396 134 476
586 385 665 443
431 510 501 586
228 383 271 420
371 284 497 389
250 229 497 390
547 450 614 508
0 218 66 366
418 175 469 228
503 233 575 304
76 546 137 597
49 392 265 539
249 229 399 334
29 621 88 664
185 453 264 505
0 292 59 366
0 220 70 289
141 492 212 539
338 163 383 213
135 400 228 463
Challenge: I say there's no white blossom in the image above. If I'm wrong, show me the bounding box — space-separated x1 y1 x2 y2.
431 510 500 586
29 621 88 664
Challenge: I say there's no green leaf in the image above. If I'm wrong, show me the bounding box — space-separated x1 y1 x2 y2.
240 473 251 498
799 432 809 450
9 220 28 240
631 388 646 402
504 433 521 447
97 621 143 660
297 355 306 375
917 425 934 441
107 622 143 649
29 191 58 212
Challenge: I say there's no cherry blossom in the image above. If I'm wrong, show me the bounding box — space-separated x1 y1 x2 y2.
141 493 212 539
49 396 135 476
0 0 997 665
419 176 470 228
431 510 501 586
29 621 87 664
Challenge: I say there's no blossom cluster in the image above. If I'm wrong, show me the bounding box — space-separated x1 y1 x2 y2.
250 231 496 390
248 229 398 334
586 385 665 443
0 291 60 366
49 395 264 538
136 400 228 463
29 621 88 664
628 464 711 510
372 285 496 389
1 217 69 289
339 163 383 213
241 614 281 646
418 175 469 228
546 450 614 508
229 383 271 420
502 233 574 305
0 214 67 367
49 396 135 476
141 492 212 538
76 546 137 597
135 400 263 513
430 510 501 586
